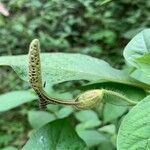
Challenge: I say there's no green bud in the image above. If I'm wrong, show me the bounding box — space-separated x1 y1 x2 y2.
75 90 104 109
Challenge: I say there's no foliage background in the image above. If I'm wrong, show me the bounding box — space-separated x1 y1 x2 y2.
0 0 150 149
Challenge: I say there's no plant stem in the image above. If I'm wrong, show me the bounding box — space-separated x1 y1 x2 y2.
102 89 138 105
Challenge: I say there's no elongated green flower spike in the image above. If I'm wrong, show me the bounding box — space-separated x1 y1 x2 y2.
28 39 42 90
28 39 48 109
28 39 78 109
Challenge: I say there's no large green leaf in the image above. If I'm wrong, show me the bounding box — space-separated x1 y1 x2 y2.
124 29 150 67
0 53 148 89
117 95 150 150
22 119 87 150
0 90 37 112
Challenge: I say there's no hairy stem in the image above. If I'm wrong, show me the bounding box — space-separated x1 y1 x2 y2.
103 89 138 105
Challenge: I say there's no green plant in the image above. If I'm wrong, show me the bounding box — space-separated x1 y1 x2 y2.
1 0 150 67
0 29 150 149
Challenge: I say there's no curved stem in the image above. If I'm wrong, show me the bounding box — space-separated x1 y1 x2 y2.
28 39 78 109
37 89 78 106
103 89 138 105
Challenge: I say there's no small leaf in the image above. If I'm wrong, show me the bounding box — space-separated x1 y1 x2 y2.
135 52 150 76
28 110 56 129
99 124 116 135
22 119 87 150
76 120 101 130
57 106 74 119
75 110 101 130
76 130 106 147
0 90 37 112
98 140 115 150
75 110 99 122
117 95 150 150
136 52 150 64
47 105 59 112
103 103 127 123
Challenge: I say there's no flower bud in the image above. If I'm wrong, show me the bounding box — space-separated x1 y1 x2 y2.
75 90 104 109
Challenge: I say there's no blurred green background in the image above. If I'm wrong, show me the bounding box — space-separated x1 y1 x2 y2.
0 0 150 149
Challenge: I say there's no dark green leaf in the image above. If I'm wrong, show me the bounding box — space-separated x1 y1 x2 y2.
22 119 87 150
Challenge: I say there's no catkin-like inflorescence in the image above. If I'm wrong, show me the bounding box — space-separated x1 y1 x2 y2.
75 90 104 109
28 39 47 109
28 39 42 90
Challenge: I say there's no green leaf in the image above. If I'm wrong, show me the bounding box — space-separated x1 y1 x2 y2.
136 52 150 64
99 124 116 135
130 69 150 85
75 110 99 122
124 29 150 67
103 103 127 123
75 110 101 130
124 39 150 84
117 95 150 150
0 90 37 112
135 52 150 76
56 106 74 119
22 119 87 150
47 105 59 112
98 140 115 150
1 147 18 150
76 120 101 130
28 110 56 129
76 129 106 147
0 53 147 89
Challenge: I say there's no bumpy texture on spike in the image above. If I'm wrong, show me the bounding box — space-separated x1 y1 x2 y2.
28 39 47 109
28 39 77 109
